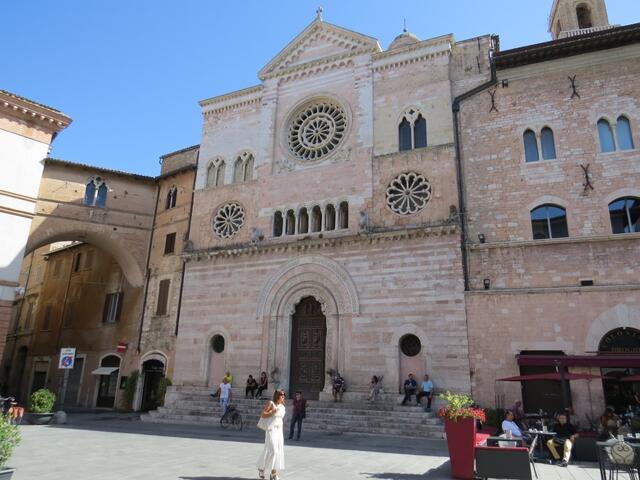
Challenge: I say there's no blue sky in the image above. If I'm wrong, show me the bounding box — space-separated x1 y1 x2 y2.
3 1 639 176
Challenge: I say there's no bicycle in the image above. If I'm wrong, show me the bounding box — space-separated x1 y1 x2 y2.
220 404 243 431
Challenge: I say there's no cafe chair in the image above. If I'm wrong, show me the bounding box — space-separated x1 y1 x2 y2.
598 441 637 480
528 435 538 479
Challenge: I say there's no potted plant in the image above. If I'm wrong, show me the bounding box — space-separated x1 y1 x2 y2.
0 414 20 479
25 388 56 425
122 370 139 410
438 391 486 480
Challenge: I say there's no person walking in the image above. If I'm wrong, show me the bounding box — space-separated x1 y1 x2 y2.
288 391 307 441
218 377 232 413
257 389 286 480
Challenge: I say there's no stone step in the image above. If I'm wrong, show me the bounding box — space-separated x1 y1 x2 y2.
153 408 442 427
141 413 443 438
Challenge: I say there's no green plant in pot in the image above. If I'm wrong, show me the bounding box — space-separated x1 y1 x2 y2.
0 414 20 479
26 389 56 425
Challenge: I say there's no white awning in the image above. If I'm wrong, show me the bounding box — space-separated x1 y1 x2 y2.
91 367 119 376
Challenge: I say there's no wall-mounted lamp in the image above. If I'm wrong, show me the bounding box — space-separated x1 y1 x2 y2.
478 233 486 244
483 278 491 290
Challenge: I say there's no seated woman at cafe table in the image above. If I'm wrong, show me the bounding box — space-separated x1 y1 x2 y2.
501 410 532 445
600 406 619 439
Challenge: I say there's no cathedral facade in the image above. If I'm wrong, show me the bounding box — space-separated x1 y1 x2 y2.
170 14 493 399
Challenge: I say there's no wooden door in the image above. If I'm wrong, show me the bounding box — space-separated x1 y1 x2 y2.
290 297 326 399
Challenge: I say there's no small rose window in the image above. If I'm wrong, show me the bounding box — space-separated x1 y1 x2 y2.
386 172 432 215
213 202 245 239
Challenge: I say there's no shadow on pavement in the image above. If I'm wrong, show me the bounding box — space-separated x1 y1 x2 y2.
179 477 255 480
43 413 449 458
363 461 451 479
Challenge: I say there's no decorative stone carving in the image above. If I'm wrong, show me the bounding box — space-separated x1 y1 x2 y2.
385 172 433 215
287 100 347 162
213 202 245 239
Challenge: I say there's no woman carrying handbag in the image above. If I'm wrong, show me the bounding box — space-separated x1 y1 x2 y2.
256 389 286 480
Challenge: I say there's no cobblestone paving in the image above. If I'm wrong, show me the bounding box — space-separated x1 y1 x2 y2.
10 413 603 480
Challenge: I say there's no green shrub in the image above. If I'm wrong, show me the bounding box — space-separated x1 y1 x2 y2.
29 389 56 413
122 370 139 410
0 415 20 470
155 376 171 408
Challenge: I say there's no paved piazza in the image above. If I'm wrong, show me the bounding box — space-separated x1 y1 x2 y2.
11 414 602 480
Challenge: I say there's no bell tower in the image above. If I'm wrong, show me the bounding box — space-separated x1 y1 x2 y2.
549 0 610 40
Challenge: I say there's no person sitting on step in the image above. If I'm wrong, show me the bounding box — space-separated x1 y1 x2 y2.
368 375 382 403
331 372 346 402
401 373 417 406
416 374 434 410
256 371 268 399
246 374 258 398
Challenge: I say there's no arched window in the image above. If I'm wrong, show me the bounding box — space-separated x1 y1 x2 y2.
530 204 568 239
398 109 427 151
165 186 177 210
233 157 244 183
398 118 412 151
540 127 557 160
338 201 349 229
232 152 254 183
298 208 309 234
243 154 254 182
95 182 108 208
285 210 296 235
84 180 96 206
609 197 640 234
576 4 593 29
616 116 635 151
413 115 427 149
598 119 616 153
273 211 283 237
324 205 336 231
523 129 539 162
206 159 226 187
311 206 322 233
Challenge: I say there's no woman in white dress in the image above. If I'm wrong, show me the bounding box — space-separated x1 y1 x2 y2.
257 389 286 480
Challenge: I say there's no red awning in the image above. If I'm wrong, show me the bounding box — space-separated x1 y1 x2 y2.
516 354 640 368
498 372 606 382
621 375 640 382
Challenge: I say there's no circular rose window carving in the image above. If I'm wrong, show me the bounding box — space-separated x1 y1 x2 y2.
213 202 245 239
385 172 432 215
287 100 347 161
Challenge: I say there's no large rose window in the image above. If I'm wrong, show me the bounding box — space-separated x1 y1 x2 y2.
287 100 347 161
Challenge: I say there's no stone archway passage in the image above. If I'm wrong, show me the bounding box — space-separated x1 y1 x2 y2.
290 297 326 399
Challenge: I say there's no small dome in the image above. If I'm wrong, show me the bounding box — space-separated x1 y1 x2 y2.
388 30 421 50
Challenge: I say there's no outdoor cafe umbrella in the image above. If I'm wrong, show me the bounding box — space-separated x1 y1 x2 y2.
497 372 607 418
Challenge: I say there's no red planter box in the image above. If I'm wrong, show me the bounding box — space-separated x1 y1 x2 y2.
444 417 477 480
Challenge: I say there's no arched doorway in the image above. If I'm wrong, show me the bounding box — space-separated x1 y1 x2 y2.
207 334 226 388
141 359 165 411
290 297 326 399
95 355 120 408
399 334 424 393
599 327 640 412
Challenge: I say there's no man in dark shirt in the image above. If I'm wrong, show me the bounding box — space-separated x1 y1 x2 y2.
288 391 307 441
401 374 418 406
547 413 578 467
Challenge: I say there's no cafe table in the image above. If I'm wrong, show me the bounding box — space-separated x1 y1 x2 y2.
527 430 556 459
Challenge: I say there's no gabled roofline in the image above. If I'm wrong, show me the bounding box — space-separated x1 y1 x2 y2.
159 144 199 159
257 17 381 79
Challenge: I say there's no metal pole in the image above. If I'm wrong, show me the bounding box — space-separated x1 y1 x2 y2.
556 360 568 411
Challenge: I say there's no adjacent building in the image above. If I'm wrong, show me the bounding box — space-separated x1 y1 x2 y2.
0 90 70 362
